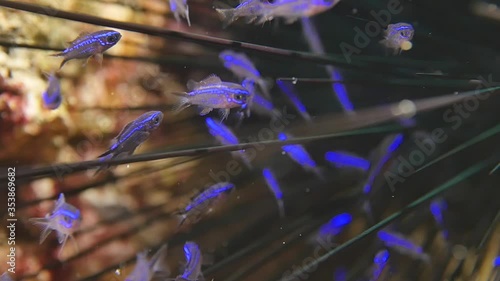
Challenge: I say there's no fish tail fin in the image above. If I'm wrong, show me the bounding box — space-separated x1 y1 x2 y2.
277 199 286 218
185 6 191 27
215 8 237 28
169 92 191 113
29 217 52 244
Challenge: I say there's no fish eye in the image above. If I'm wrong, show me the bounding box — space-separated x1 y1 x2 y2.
153 116 160 124
235 94 246 101
107 35 118 43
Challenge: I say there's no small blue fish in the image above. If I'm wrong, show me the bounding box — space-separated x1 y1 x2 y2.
276 80 311 122
206 117 252 168
95 111 163 175
380 23 414 55
311 213 351 244
371 249 389 281
494 256 500 267
170 0 191 26
219 50 273 98
171 74 250 122
175 242 205 281
177 182 235 226
430 199 447 226
257 0 340 24
378 230 430 262
29 193 81 255
239 79 281 119
0 273 13 281
51 30 122 70
125 244 170 281
278 133 325 180
262 168 285 218
325 151 370 171
42 73 62 110
215 0 269 28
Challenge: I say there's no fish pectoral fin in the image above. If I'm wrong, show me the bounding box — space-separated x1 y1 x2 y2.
199 107 213 116
29 217 52 244
95 53 103 67
218 108 230 122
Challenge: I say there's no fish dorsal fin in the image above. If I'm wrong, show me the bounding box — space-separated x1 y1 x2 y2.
55 193 66 209
68 31 91 44
188 74 222 90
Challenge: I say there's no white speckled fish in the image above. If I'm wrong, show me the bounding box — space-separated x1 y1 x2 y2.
29 193 81 256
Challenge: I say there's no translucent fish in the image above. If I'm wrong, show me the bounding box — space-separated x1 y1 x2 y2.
0 273 13 281
215 0 269 28
41 73 62 110
324 151 370 171
262 168 285 218
311 213 352 244
278 133 325 180
29 193 81 256
377 230 430 262
240 79 281 119
362 134 404 194
95 111 163 175
51 30 122 70
371 249 389 281
169 0 191 26
257 0 340 24
380 23 414 55
205 117 252 169
175 241 205 281
176 182 235 226
125 244 170 281
170 74 250 122
276 80 311 122
219 50 273 98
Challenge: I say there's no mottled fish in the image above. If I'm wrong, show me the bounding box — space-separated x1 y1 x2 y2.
95 111 163 175
380 23 414 55
125 244 170 281
29 193 81 256
171 74 250 122
177 182 235 226
42 73 62 110
170 0 191 26
51 30 122 70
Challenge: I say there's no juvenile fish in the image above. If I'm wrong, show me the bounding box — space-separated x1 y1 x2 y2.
219 50 272 98
371 249 389 281
51 30 122 70
175 241 205 281
430 199 448 238
170 0 191 26
95 111 163 175
171 74 250 122
262 168 285 218
215 0 269 28
177 182 235 226
278 133 325 181
380 23 414 55
125 244 170 281
257 0 340 24
309 213 351 244
29 193 81 255
42 73 62 110
377 230 430 262
206 117 252 168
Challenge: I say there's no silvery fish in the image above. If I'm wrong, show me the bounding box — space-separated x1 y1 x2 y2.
206 117 252 169
125 244 170 281
380 23 414 55
170 0 191 26
215 0 269 28
95 111 163 175
42 73 62 110
29 193 81 256
51 30 122 70
219 50 273 98
256 0 340 24
171 74 250 122
176 182 235 226
175 242 206 281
